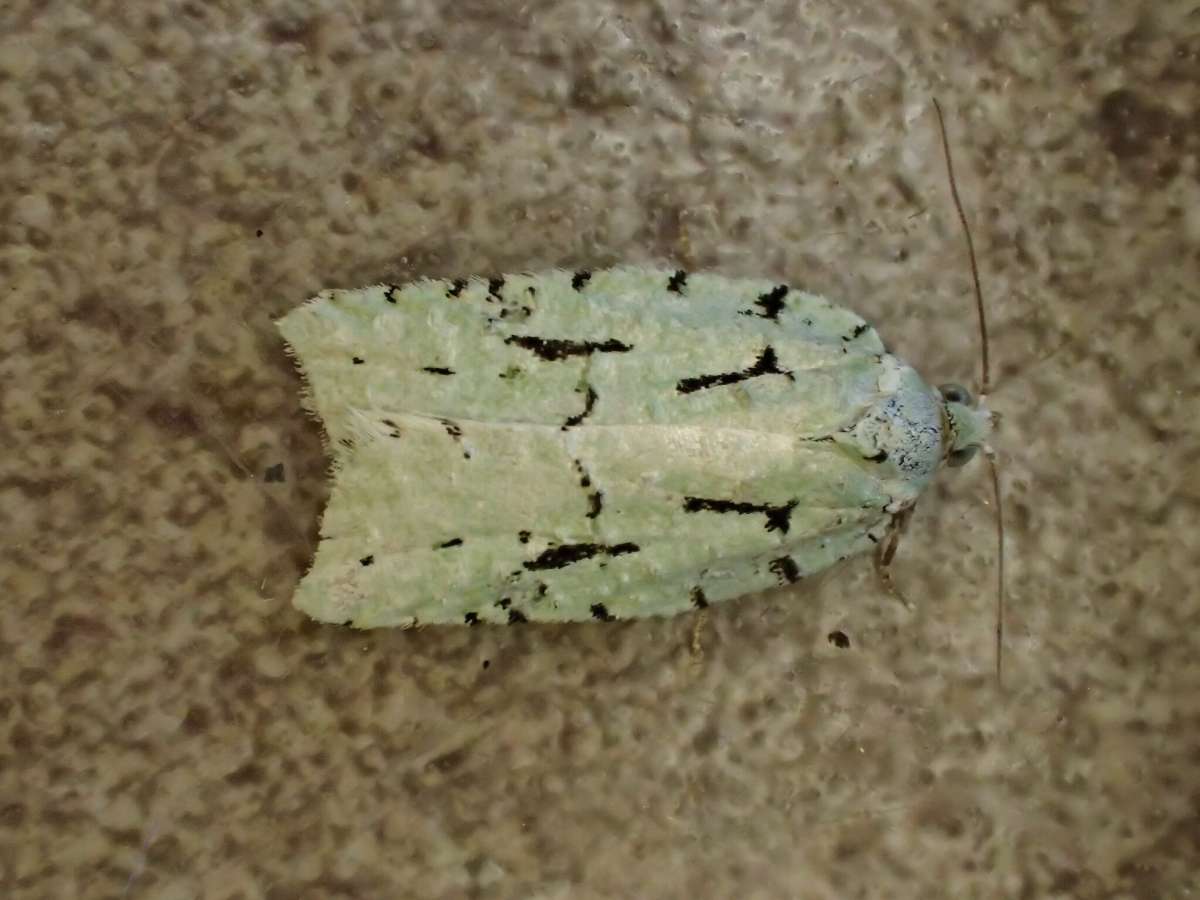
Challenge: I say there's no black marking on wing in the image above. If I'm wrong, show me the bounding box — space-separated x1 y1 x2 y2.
843 323 870 341
518 530 531 544
439 418 470 458
381 418 402 439
769 556 801 585
504 335 633 361
264 462 285 483
535 582 548 599
384 285 400 304
590 603 616 621
488 276 505 300
572 270 592 290
352 356 365 365
503 304 533 321
690 587 709 609
464 612 480 625
573 459 592 489
676 346 792 394
563 385 597 429
572 459 604 518
438 538 463 549
422 366 455 375
523 542 640 570
828 630 850 648
508 608 528 624
359 555 374 567
682 497 798 534
447 279 467 298
740 285 788 321
667 269 688 293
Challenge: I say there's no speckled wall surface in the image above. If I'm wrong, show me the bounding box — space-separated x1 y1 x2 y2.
3 1 1198 897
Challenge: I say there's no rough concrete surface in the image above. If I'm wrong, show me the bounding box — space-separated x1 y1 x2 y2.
3 1 1199 897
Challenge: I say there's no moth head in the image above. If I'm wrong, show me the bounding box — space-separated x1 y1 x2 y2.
939 382 993 467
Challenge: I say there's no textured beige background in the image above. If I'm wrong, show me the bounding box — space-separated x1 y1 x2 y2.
3 1 1199 897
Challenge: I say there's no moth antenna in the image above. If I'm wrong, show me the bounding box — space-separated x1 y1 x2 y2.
985 449 1005 688
933 98 1004 686
932 98 991 395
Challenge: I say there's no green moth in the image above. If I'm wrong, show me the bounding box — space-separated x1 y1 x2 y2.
276 103 1003 673
278 264 993 628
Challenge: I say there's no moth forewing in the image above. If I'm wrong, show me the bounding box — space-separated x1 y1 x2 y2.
276 102 1004 683
279 264 983 632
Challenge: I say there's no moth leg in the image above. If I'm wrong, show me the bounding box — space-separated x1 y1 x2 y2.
689 608 709 670
874 509 915 610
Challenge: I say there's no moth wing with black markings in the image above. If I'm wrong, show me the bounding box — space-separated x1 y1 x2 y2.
277 267 967 627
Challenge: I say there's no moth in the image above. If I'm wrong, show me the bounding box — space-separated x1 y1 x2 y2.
277 102 1004 673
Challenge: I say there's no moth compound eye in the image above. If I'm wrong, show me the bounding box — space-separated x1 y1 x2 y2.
947 445 979 468
939 383 973 406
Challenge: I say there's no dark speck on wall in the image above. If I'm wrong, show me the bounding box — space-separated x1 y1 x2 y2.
827 630 850 649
